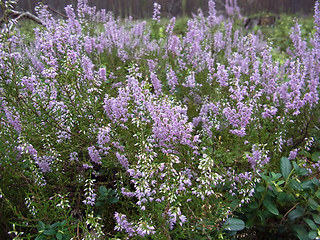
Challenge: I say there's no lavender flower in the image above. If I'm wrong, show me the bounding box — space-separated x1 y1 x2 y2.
114 212 136 237
289 149 299 160
88 146 102 164
152 3 161 22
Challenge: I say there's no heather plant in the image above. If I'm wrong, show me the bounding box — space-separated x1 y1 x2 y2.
0 0 319 239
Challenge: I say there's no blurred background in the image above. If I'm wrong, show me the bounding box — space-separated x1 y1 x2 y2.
6 0 318 18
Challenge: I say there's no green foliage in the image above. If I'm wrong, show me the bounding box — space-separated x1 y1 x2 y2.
250 13 315 52
17 20 39 44
174 17 188 36
223 218 245 236
240 157 320 239
95 186 119 207
35 220 71 240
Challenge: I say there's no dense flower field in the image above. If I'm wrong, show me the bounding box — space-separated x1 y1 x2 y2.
0 0 320 239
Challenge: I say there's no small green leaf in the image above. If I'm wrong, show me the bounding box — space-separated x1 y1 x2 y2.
312 213 320 224
292 162 309 176
271 172 282 180
311 152 320 162
56 232 63 240
304 218 317 230
223 218 245 231
99 186 109 195
308 230 318 239
280 157 292 179
290 179 302 190
43 228 56 236
263 200 279 215
109 190 117 196
256 186 266 192
35 235 45 240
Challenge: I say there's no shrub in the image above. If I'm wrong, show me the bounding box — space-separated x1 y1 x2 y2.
0 0 319 239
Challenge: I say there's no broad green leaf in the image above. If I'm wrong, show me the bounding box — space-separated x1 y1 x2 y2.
292 162 309 176
301 180 314 190
311 152 320 162
63 233 71 240
245 215 255 227
38 221 45 231
223 218 245 231
304 218 317 230
248 201 259 209
257 210 271 225
312 213 320 224
260 173 268 181
225 230 237 237
50 222 60 228
277 192 295 203
61 220 67 226
263 200 279 215
292 161 308 176
308 197 319 210
294 225 309 240
280 157 292 179
266 189 276 198
315 190 320 199
288 206 304 221
35 235 45 240
108 196 119 204
301 150 311 158
299 168 309 176
293 161 300 171
230 199 239 209
311 178 320 186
